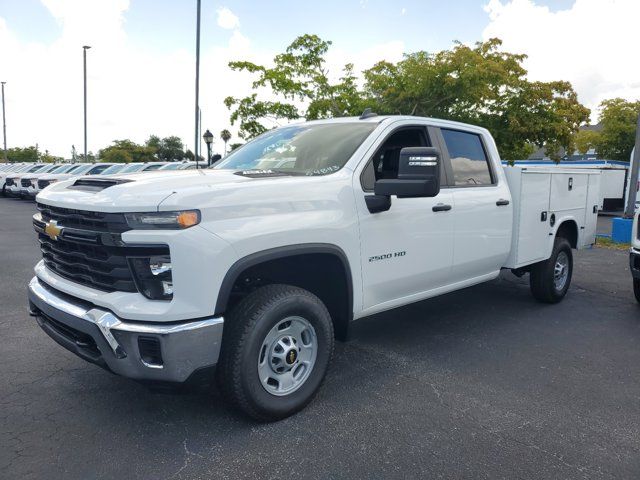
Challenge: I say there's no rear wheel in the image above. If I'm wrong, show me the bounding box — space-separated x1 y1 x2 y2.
634 279 640 303
217 284 334 421
530 237 573 303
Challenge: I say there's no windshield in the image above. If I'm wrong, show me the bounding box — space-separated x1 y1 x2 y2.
70 164 95 175
142 164 164 171
56 164 78 174
100 164 126 175
159 163 182 170
45 165 66 174
119 163 146 173
213 123 376 176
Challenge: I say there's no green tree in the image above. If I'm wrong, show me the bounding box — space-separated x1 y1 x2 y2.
220 129 232 154
76 152 96 162
228 142 243 152
574 129 601 154
224 34 365 139
594 98 640 161
146 135 185 162
225 35 590 161
7 146 39 162
363 39 589 160
99 140 155 163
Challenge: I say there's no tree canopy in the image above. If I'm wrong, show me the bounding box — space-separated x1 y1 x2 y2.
6 146 39 162
146 135 185 162
593 99 640 161
224 35 591 161
99 140 155 163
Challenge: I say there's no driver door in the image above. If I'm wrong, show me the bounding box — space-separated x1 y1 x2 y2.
354 123 455 314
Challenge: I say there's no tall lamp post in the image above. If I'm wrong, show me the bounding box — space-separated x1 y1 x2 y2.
83 45 91 161
1 81 6 162
203 129 213 166
194 0 202 167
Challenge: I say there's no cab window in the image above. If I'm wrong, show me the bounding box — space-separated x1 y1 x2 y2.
361 126 430 191
441 129 493 186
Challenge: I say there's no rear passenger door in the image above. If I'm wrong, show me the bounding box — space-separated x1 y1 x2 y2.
438 128 512 282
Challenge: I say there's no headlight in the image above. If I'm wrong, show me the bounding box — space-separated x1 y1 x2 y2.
128 254 173 300
124 210 200 230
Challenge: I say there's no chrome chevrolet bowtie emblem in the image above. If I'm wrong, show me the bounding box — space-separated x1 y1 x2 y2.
44 220 63 241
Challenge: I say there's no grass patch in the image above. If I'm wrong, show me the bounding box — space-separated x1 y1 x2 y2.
595 237 630 251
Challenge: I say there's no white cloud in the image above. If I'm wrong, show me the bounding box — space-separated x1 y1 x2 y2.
0 0 259 156
0 1 405 157
216 7 239 30
483 0 640 121
401 7 407 15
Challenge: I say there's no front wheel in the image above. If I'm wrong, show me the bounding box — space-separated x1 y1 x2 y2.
217 284 334 421
530 237 573 303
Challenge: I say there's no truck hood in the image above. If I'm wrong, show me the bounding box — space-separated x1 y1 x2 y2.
36 169 264 211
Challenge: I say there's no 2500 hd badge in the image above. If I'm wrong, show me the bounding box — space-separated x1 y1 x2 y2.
369 251 407 262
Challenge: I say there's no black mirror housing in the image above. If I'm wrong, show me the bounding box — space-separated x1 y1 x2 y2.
374 147 441 198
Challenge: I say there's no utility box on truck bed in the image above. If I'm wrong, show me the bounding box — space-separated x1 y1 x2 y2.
503 167 601 269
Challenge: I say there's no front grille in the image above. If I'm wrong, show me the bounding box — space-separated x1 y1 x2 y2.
38 202 130 233
38 179 51 189
34 204 169 293
5 178 15 186
21 178 32 187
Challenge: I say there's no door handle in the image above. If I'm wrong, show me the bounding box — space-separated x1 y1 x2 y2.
432 203 452 212
496 199 510 206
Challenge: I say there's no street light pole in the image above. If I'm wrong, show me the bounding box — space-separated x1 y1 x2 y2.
1 81 7 162
83 46 91 161
203 129 213 166
194 0 202 169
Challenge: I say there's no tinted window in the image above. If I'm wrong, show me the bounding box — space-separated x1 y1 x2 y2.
441 129 493 186
143 164 163 171
86 165 111 175
361 127 430 190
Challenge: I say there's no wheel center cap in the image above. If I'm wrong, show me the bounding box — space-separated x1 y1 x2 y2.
285 348 298 365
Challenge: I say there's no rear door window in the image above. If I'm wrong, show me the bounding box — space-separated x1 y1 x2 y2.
441 129 493 186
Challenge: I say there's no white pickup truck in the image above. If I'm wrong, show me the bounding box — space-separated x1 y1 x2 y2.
28 115 600 420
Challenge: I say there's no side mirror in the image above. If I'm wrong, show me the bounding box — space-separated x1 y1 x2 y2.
374 147 441 198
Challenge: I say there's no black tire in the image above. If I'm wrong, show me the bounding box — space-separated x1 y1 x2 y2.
216 284 334 421
530 237 573 303
634 279 640 303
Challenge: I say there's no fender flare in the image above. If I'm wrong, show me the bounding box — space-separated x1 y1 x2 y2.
214 243 354 319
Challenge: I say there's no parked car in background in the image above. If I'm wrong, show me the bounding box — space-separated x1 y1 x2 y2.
30 163 115 199
28 164 87 198
20 164 87 199
1 164 34 195
5 164 60 197
158 161 199 171
97 162 167 176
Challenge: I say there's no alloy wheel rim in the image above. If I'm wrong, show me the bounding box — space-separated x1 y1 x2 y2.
258 316 317 396
554 251 569 291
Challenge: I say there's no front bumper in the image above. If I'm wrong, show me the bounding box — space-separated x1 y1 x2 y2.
28 276 224 383
630 248 640 280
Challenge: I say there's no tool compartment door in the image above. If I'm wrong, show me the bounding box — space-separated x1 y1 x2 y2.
516 171 552 266
582 174 601 247
550 173 588 212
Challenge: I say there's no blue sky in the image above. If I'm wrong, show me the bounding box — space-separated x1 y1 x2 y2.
1 0 576 57
0 0 635 157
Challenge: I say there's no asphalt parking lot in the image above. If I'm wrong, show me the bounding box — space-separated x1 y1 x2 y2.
1 196 639 480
